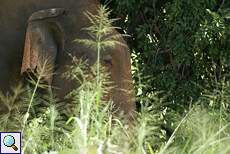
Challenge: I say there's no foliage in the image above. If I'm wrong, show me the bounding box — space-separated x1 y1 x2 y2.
159 105 230 154
102 0 230 142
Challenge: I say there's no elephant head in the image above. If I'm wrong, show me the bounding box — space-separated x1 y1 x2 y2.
20 6 136 119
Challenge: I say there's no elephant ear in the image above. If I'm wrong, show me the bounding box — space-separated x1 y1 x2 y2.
21 8 65 85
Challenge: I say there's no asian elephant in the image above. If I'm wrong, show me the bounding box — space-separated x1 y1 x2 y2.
0 0 135 120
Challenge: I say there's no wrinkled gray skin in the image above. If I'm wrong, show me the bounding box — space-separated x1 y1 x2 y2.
0 0 135 120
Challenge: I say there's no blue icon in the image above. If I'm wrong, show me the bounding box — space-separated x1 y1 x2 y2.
0 132 21 154
3 135 18 151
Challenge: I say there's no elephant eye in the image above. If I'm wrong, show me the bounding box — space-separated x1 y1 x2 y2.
104 59 112 64
82 53 88 62
103 55 112 65
103 55 112 71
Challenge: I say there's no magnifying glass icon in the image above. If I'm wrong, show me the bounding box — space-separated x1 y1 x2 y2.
3 135 18 151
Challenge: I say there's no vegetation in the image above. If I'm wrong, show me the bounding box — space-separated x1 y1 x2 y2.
102 0 230 111
1 1 230 154
103 0 230 151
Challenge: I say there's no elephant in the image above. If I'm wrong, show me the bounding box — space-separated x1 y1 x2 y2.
0 0 136 120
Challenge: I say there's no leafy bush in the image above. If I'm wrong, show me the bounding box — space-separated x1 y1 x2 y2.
103 0 230 139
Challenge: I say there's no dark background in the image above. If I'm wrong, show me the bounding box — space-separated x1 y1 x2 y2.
99 0 230 136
